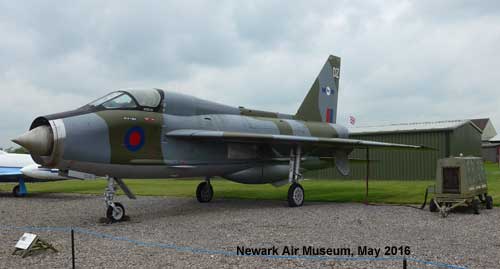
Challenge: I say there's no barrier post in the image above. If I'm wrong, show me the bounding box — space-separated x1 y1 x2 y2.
71 228 75 269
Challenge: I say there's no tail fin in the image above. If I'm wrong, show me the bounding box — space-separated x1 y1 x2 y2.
295 55 341 123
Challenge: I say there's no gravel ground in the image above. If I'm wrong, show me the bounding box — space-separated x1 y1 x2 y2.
0 193 498 269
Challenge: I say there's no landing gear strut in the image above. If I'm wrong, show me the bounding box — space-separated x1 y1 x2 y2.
104 176 136 223
287 145 304 207
12 179 27 197
196 177 214 203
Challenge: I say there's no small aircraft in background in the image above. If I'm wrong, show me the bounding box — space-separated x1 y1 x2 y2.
13 55 430 222
0 150 67 196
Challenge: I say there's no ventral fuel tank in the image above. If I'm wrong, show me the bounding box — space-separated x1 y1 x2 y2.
223 165 290 184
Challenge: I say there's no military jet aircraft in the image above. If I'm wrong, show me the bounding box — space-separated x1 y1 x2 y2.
13 55 428 222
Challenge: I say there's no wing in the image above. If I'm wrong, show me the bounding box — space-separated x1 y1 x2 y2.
166 129 433 150
166 129 433 176
0 167 23 176
0 167 23 182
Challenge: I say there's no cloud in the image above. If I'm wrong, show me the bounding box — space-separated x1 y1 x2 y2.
1 0 499 148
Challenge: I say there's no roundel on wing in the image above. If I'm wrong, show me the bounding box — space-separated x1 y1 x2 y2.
124 126 145 152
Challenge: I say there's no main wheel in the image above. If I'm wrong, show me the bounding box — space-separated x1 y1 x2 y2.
196 182 213 203
287 183 304 207
471 199 480 215
12 184 23 197
106 202 125 222
429 198 438 212
485 195 493 209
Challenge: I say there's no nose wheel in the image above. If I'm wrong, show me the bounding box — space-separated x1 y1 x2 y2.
107 202 125 221
196 178 214 203
104 177 135 223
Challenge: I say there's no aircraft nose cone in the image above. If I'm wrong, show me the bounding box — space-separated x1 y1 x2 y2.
12 125 54 156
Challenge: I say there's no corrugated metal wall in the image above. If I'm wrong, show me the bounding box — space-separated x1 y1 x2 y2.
450 124 482 157
481 146 499 163
306 123 482 180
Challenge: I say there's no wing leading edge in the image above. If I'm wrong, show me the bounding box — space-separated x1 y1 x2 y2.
166 129 434 150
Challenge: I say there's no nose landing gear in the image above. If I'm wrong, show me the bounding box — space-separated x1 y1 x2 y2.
104 176 136 223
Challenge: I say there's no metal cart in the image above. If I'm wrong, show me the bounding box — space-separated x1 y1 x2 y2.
429 157 493 217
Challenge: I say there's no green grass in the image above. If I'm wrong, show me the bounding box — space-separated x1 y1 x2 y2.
1 162 499 205
484 162 500 206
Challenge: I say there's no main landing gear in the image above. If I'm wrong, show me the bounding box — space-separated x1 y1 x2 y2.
287 145 304 207
104 176 136 223
196 177 214 203
195 145 305 207
12 179 27 197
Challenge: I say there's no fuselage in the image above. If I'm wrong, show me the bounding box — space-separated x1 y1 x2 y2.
17 89 349 183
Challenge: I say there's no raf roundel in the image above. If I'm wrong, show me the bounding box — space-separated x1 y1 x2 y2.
326 86 331 96
321 86 334 96
124 126 145 152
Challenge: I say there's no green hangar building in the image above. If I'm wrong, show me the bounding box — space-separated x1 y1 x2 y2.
309 120 483 180
482 134 500 163
471 118 500 163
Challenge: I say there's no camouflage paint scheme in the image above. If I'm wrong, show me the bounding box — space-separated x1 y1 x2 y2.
22 55 426 184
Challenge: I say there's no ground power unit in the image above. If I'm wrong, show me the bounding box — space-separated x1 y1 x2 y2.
429 157 493 217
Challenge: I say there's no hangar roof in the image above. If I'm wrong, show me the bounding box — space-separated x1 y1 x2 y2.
490 134 500 142
471 118 489 130
482 142 500 148
349 120 482 135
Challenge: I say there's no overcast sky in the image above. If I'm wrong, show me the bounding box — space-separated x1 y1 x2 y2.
1 0 499 148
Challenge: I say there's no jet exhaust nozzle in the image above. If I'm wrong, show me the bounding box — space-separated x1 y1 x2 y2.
12 125 54 156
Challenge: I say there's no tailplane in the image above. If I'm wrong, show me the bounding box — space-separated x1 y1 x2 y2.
295 55 341 123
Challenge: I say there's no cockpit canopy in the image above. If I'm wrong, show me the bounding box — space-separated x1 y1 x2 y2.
87 89 162 110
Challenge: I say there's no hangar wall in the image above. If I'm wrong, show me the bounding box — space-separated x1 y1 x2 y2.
450 124 482 157
482 144 500 163
306 121 482 180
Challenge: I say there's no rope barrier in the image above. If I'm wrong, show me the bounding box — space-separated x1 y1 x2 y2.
0 224 467 269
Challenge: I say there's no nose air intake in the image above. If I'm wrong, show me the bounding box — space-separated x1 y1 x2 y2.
12 125 54 156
